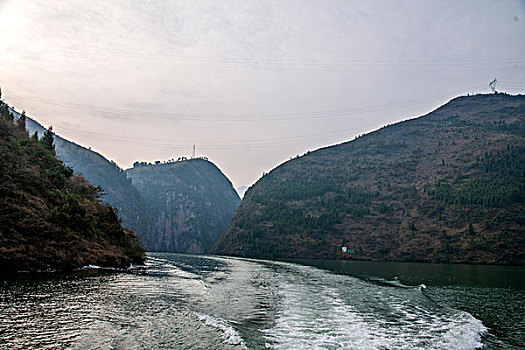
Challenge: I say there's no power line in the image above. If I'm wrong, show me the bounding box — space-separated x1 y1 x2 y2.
57 120 382 149
499 82 525 87
7 85 485 122
58 125 379 150
5 84 495 152
7 47 525 72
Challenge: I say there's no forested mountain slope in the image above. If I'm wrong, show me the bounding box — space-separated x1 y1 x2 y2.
0 102 144 272
213 93 525 265
7 106 240 253
8 107 152 244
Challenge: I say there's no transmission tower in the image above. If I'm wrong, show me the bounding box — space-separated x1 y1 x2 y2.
489 78 498 92
192 144 195 159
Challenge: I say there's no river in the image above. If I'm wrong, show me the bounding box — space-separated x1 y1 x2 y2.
0 253 523 349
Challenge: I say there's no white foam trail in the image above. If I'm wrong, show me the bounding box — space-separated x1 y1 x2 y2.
79 264 124 271
263 263 487 350
433 312 487 349
194 312 248 349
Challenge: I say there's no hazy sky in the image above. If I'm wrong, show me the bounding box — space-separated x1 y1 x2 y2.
1 0 524 188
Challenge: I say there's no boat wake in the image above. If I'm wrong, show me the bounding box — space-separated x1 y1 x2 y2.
261 262 486 350
195 312 248 349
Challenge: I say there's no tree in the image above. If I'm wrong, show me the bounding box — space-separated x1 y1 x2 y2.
41 126 55 153
17 110 26 129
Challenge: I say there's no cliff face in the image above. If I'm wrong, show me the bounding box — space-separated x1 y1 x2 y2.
126 159 240 253
8 107 239 253
10 109 153 244
213 94 525 265
0 103 144 272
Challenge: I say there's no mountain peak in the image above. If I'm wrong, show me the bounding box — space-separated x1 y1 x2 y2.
213 93 525 265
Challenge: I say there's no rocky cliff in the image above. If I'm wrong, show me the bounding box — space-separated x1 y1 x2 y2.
126 159 240 253
213 93 525 265
0 102 144 272
8 108 153 245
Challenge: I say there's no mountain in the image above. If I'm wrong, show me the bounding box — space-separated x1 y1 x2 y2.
6 106 240 253
126 159 240 253
0 102 144 272
8 107 152 245
213 93 525 265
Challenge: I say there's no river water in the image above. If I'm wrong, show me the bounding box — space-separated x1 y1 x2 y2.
0 253 523 349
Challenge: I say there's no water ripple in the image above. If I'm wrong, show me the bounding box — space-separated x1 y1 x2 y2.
1 254 518 349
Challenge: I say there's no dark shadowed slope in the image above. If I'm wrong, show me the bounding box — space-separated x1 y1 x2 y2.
126 159 240 253
0 103 144 272
8 107 152 245
213 93 525 265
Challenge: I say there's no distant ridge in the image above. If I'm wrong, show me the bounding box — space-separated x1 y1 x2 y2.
9 105 243 253
126 159 240 253
213 93 525 265
0 102 144 272
236 186 248 198
7 105 241 253
7 106 153 244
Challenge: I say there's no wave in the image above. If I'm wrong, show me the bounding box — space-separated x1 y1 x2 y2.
262 263 486 350
366 276 427 290
433 312 487 350
194 312 248 349
77 264 145 272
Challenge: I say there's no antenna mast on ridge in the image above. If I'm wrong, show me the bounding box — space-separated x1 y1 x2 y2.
192 144 195 159
489 78 498 93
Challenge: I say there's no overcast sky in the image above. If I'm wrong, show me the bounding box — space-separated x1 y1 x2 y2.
1 0 524 188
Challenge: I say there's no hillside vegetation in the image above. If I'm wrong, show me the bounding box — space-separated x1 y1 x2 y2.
126 159 240 253
213 94 525 265
9 107 239 253
0 102 144 272
16 113 153 244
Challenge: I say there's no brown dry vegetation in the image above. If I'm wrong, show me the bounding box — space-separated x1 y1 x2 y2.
0 102 144 273
213 93 525 265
